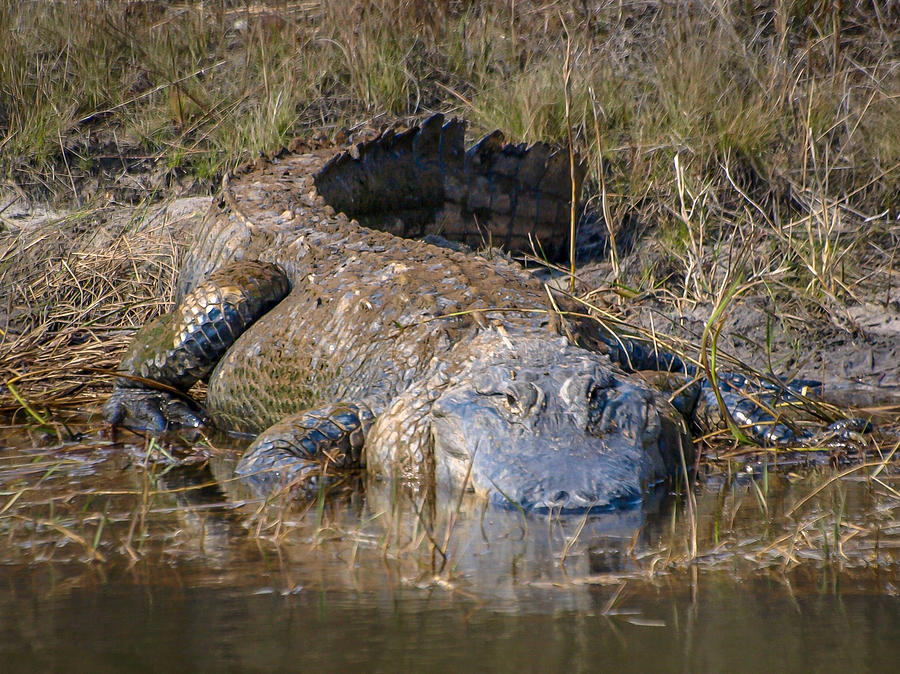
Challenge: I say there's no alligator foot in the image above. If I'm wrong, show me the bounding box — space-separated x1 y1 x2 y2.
104 259 290 435
103 387 207 432
692 383 873 445
235 402 375 488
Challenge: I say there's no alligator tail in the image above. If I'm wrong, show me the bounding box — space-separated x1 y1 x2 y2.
597 332 873 445
314 113 587 260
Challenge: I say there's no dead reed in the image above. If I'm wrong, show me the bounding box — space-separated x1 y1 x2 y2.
0 197 203 420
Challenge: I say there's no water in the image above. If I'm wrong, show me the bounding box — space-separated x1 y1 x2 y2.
2 575 898 673
1 420 898 672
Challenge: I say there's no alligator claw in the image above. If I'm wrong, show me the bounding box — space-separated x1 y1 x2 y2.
104 387 208 432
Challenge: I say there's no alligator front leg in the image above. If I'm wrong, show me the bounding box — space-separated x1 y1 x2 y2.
691 381 872 445
104 261 290 431
630 358 872 445
235 402 375 489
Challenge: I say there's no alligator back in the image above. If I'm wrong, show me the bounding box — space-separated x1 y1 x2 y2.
179 153 573 433
179 115 584 300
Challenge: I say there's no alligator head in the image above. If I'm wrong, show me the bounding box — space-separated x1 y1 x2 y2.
428 333 689 511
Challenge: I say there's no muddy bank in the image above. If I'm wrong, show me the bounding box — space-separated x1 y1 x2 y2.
572 221 900 412
3 183 899 432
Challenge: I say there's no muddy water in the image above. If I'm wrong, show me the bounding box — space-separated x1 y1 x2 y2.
1 420 898 672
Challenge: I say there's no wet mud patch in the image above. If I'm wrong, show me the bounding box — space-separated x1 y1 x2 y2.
574 253 900 429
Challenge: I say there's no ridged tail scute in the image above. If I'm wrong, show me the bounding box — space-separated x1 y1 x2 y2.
313 114 587 260
116 261 290 392
314 113 460 227
598 333 875 446
691 378 873 446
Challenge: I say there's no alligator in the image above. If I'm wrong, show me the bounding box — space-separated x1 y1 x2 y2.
104 114 863 511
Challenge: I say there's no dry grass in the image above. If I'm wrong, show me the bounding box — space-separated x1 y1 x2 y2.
1 1 896 330
0 198 200 421
3 2 897 203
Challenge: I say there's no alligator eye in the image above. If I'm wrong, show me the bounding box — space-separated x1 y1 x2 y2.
502 382 542 416
587 382 608 432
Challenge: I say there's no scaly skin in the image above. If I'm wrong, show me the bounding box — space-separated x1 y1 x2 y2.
104 115 864 511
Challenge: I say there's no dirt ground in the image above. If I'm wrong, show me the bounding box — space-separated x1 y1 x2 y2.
578 253 900 399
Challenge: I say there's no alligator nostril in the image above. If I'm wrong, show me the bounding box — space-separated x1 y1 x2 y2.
575 490 598 505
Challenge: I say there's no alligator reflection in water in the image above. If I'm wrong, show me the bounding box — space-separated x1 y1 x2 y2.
1 426 651 602
0 425 662 593
186 452 669 599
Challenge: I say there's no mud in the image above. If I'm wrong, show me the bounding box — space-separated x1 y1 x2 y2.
574 253 900 415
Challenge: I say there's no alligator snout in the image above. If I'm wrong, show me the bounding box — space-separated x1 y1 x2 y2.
430 341 685 512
